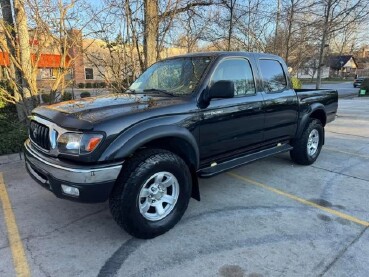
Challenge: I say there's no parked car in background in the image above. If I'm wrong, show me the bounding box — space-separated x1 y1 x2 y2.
353 77 364 88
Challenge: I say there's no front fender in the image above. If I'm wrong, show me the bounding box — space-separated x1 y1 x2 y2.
99 125 200 168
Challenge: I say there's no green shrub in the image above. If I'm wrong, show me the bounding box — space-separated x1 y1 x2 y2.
61 92 73 101
80 91 91 98
0 106 28 155
291 77 302 89
85 83 92 88
78 83 85 88
41 93 53 104
99 82 106 88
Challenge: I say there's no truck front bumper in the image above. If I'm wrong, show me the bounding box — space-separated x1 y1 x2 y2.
24 139 123 203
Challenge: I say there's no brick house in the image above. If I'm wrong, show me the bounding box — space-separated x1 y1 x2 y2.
0 29 105 89
0 29 187 90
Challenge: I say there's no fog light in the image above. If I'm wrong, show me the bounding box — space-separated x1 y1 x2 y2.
61 184 80 197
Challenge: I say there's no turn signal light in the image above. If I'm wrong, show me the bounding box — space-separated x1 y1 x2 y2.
86 137 102 152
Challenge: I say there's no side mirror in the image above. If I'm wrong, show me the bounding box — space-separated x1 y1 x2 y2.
208 80 234 99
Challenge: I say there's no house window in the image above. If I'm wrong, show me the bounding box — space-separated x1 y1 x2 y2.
40 68 57 79
85 68 94 80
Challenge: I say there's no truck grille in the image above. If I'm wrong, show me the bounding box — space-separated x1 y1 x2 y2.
29 121 50 150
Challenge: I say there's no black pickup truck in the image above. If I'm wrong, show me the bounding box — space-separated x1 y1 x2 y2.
24 52 338 238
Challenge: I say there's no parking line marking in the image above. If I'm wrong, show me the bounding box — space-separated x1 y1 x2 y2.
227 172 369 227
324 147 369 160
0 173 30 277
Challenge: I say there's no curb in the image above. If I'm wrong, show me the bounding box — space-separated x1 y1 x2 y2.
0 152 24 165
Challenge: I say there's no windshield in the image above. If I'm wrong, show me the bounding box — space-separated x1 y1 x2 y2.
129 57 212 96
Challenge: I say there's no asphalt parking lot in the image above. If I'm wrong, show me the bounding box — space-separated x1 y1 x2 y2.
1 97 369 277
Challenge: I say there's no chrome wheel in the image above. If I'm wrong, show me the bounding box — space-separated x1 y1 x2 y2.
307 129 319 156
138 172 179 221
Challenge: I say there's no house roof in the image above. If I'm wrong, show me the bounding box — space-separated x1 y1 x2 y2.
0 52 71 68
329 55 357 70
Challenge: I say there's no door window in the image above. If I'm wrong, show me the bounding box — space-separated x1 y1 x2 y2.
259 59 287 92
210 59 255 96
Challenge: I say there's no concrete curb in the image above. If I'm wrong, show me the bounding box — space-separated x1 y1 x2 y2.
339 93 358 99
0 152 24 165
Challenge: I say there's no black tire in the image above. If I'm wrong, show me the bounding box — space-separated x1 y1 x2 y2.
290 119 324 165
109 149 192 239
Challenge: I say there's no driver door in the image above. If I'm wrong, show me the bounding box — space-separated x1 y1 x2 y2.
199 57 264 162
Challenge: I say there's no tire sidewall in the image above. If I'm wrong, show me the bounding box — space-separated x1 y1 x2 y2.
121 154 191 236
305 121 323 163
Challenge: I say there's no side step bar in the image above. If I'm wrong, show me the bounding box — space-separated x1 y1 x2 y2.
198 144 293 178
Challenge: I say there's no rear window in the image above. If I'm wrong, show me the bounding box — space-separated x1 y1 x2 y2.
259 59 287 92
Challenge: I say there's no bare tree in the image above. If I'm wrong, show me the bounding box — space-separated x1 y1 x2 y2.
0 0 24 119
143 0 214 68
223 0 237 51
0 0 37 119
314 0 369 88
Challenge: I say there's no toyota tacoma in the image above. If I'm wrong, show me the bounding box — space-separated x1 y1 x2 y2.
24 52 338 238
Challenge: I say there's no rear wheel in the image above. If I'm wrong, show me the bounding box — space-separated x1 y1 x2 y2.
109 149 191 239
290 119 324 165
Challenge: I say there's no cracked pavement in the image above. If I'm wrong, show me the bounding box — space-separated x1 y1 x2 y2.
1 98 369 276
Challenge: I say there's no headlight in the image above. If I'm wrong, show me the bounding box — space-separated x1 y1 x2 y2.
58 133 103 155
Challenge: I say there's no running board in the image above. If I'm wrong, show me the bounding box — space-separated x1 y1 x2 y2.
198 144 293 178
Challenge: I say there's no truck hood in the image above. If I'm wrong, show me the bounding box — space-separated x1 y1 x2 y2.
32 94 189 130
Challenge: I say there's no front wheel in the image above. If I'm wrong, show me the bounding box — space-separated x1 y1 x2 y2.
109 149 192 239
290 119 324 165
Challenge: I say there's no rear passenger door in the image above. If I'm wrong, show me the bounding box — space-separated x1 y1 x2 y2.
258 59 298 144
199 57 264 161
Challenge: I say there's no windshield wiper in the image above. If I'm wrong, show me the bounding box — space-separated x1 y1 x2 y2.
143 88 175 97
125 88 139 94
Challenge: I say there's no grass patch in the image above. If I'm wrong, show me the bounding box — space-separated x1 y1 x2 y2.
0 105 28 155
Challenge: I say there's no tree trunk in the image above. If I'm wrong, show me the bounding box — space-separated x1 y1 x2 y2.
144 0 159 69
13 0 37 115
227 1 235 51
316 2 331 90
284 1 295 65
274 0 281 55
125 0 145 72
0 0 26 121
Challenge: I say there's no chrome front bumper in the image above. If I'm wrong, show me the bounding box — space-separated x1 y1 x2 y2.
24 139 123 202
24 139 122 184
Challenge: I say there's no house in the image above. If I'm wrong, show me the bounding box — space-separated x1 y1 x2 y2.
294 58 330 79
0 29 187 90
0 29 77 89
329 55 358 77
